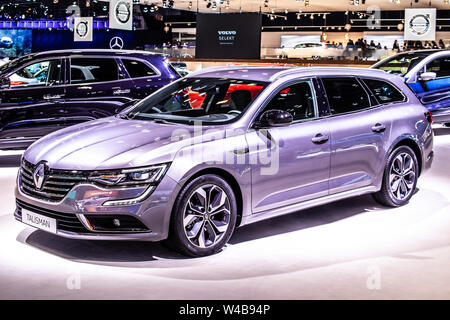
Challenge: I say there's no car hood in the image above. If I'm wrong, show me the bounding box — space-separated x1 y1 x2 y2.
24 116 226 171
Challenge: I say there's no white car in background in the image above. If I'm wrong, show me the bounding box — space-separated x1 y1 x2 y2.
276 42 343 59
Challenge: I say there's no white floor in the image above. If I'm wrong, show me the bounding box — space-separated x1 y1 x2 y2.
0 128 449 300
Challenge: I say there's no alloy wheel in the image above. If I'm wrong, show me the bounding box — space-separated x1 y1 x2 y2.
389 152 416 201
183 184 231 248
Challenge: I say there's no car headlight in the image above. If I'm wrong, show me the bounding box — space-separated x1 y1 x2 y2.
88 163 170 207
89 163 169 187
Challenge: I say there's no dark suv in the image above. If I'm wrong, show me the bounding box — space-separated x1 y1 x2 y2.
0 49 179 150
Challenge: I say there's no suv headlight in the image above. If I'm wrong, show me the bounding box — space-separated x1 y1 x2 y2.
88 163 170 206
89 163 169 187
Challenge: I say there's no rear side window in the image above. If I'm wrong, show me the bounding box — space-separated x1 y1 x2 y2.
122 59 157 78
70 57 119 84
322 78 370 114
362 79 405 104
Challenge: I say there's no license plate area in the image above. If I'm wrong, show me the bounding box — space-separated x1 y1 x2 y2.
21 209 57 234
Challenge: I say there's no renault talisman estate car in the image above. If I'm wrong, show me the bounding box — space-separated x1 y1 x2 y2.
0 49 179 150
14 66 434 256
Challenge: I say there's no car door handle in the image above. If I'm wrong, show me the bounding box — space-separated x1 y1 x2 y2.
43 94 64 100
113 89 131 95
311 133 329 144
371 123 386 133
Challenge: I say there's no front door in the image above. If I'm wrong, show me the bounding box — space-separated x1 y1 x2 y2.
248 79 331 214
0 58 66 145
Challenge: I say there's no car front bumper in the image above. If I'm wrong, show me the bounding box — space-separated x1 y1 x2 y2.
14 173 181 242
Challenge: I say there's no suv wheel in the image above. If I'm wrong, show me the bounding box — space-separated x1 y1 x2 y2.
373 145 419 207
167 174 237 257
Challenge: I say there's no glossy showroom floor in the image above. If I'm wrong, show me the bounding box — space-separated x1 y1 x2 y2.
0 127 449 300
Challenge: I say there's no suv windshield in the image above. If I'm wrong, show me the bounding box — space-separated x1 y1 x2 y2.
126 77 269 124
373 52 430 76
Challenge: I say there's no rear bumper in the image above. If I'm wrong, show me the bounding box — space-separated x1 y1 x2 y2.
432 108 450 124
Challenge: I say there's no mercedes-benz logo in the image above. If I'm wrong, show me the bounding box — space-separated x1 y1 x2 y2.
115 1 131 24
33 162 48 191
76 21 89 38
109 36 124 49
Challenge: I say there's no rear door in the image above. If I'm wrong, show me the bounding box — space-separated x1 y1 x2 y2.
120 57 164 99
64 56 135 126
321 77 393 194
0 58 66 145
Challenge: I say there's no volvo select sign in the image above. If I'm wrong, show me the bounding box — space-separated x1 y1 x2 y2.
404 8 436 41
109 0 133 31
196 13 262 59
74 17 93 42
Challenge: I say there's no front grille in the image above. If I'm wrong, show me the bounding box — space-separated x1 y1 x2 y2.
16 199 89 233
20 159 87 202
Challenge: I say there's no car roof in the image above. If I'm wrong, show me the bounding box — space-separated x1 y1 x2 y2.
25 49 167 60
188 65 392 82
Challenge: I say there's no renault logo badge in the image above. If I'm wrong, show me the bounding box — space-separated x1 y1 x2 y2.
33 162 48 190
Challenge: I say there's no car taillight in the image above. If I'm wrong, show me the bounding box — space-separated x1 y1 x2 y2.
10 81 29 86
425 111 433 124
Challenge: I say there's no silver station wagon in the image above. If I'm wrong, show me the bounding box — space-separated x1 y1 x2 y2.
15 66 434 256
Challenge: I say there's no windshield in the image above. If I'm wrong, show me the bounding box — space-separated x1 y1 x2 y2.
126 77 269 124
373 53 428 76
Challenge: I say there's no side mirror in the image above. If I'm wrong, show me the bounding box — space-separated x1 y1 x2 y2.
256 109 293 128
420 72 437 82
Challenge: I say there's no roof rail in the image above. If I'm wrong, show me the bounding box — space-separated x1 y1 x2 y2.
269 66 386 81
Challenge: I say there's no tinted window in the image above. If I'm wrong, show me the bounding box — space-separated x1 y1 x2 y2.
262 81 316 122
322 78 370 114
363 79 405 104
427 57 450 78
70 57 119 83
9 59 61 87
373 53 427 75
122 59 157 78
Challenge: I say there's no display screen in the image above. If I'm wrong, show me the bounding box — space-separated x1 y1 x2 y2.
0 29 32 58
196 13 262 59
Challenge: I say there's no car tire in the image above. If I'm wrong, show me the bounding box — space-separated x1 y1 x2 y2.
166 174 237 257
372 145 419 207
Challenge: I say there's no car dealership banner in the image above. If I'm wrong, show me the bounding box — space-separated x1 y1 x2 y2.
73 17 93 42
196 13 262 59
404 8 436 41
109 0 133 31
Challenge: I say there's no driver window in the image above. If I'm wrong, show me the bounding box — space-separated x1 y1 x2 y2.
261 80 317 122
9 59 62 88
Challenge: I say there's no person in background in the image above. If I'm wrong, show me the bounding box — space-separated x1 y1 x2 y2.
376 42 382 49
415 40 423 49
424 41 431 49
369 40 376 49
432 41 439 49
337 42 343 49
439 39 445 49
393 40 400 52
